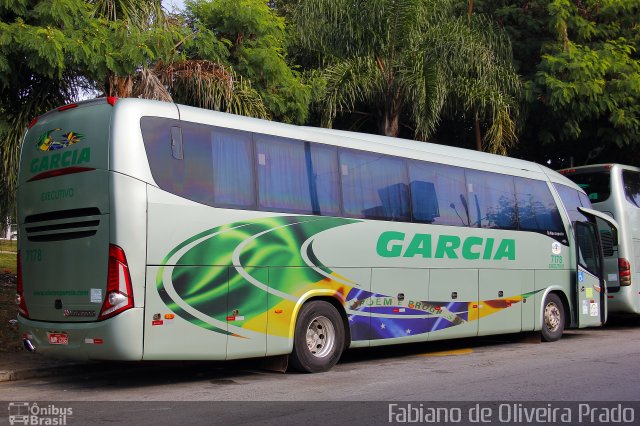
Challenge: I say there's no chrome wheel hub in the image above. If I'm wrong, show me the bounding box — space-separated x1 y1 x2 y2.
305 315 335 358
544 302 561 332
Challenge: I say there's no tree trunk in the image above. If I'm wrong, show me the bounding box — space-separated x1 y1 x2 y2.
380 111 400 137
104 72 133 97
469 1 483 151
474 113 482 151
379 92 402 137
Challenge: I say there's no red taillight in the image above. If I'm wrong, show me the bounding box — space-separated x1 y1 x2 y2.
99 245 134 320
106 96 118 106
57 103 78 112
618 258 631 286
16 252 29 318
28 116 39 129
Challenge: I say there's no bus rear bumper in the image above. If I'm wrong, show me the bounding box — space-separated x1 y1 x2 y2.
607 287 640 315
18 308 144 361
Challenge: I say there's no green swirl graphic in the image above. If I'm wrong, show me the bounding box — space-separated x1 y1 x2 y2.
156 216 358 336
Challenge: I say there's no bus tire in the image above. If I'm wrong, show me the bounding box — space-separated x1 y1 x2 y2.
289 301 344 373
541 293 564 342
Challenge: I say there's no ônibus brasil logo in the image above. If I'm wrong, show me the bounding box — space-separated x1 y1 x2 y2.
7 402 72 425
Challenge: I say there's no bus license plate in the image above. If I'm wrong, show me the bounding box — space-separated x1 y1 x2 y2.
48 333 69 345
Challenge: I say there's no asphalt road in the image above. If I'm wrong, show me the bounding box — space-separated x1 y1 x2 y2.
1 317 639 425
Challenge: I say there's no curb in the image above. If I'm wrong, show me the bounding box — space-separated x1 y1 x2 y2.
0 357 289 383
0 360 167 383
0 362 90 383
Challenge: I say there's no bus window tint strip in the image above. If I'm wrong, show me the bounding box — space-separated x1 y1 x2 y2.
140 117 568 241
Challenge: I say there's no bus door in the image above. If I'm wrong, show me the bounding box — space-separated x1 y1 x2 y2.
574 207 619 327
574 221 606 327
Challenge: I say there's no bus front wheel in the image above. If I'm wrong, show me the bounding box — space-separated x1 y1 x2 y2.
289 301 344 373
541 293 565 342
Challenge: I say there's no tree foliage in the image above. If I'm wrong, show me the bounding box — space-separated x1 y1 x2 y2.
0 0 300 219
153 60 269 118
186 0 310 123
528 0 640 165
0 0 182 218
474 0 640 166
289 0 521 154
2 0 640 220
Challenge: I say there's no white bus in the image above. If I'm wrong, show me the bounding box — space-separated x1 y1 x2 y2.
559 164 640 315
17 98 617 372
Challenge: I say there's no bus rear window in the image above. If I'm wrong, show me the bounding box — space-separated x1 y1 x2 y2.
563 171 610 203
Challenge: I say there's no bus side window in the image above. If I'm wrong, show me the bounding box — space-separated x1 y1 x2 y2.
339 150 410 222
622 170 640 207
407 161 468 226
254 135 340 215
211 129 255 208
141 117 186 196
409 181 438 223
554 183 589 223
514 177 564 235
578 191 592 209
465 170 517 230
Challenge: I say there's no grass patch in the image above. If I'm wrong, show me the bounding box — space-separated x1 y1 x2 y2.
0 239 17 252
0 252 16 274
0 240 23 353
0 273 21 353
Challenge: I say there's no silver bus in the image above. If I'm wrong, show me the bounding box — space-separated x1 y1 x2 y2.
17 98 617 372
559 164 640 315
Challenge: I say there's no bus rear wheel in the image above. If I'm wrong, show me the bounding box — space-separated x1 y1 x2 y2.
541 293 564 342
289 301 344 373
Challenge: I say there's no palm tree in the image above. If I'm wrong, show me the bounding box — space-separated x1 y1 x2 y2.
89 0 166 24
0 0 268 220
92 0 269 118
0 75 78 220
291 0 521 154
151 61 269 118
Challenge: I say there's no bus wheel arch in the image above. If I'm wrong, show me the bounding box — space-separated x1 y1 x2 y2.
541 291 567 342
289 297 348 373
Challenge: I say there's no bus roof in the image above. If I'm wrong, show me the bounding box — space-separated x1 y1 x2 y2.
35 97 583 191
558 163 640 175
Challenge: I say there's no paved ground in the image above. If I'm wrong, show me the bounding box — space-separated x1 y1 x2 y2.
2 319 638 426
2 315 639 387
0 351 90 382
